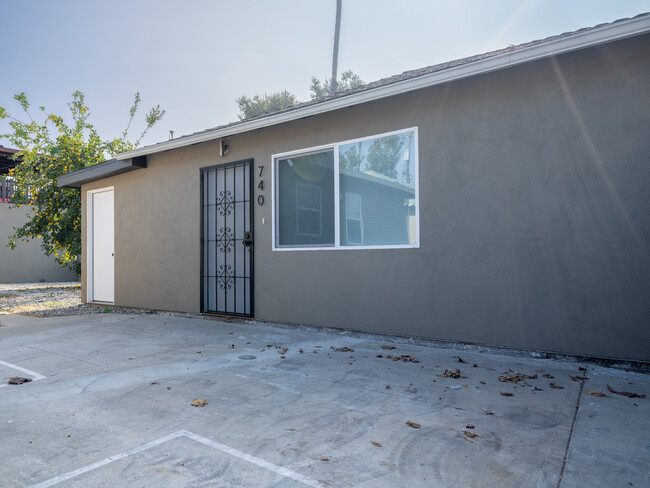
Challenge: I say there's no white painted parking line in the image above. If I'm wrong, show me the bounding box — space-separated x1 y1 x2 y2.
30 430 322 488
0 360 46 388
180 430 322 487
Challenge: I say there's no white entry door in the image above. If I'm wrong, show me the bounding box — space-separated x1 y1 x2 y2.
89 188 114 303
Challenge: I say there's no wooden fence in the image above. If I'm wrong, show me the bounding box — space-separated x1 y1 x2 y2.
1 179 15 203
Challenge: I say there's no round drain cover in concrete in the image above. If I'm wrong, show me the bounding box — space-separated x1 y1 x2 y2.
238 355 257 360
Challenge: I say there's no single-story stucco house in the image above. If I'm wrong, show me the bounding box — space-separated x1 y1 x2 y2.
60 14 650 362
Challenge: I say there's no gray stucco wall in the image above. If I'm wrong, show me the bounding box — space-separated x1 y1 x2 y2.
0 205 79 283
81 34 650 361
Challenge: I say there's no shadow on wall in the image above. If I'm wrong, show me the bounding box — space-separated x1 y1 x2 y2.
0 205 79 283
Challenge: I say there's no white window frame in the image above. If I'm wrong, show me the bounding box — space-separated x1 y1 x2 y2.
272 126 419 251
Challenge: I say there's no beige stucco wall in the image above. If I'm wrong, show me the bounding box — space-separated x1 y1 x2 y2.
81 34 650 361
0 205 79 283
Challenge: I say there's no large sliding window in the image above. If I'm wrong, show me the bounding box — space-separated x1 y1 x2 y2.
273 128 418 250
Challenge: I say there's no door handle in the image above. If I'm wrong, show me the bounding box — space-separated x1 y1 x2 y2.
242 231 253 247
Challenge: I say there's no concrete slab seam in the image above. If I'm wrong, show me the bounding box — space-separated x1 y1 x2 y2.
29 430 323 488
0 359 46 388
556 364 587 487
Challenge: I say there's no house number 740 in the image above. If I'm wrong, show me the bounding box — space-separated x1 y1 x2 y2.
257 165 265 205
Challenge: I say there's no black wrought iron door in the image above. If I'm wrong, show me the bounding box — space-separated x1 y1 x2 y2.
201 159 253 316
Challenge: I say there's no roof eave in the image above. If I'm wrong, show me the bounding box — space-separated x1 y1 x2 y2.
114 14 649 161
57 157 146 188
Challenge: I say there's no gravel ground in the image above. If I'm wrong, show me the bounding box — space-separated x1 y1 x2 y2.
0 282 139 317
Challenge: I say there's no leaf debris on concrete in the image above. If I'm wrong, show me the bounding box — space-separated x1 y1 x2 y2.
8 377 32 385
498 372 537 384
570 375 589 381
437 369 467 378
331 346 354 352
370 441 382 447
387 354 419 363
405 421 421 429
549 383 564 389
191 398 208 407
586 389 607 397
380 345 396 350
607 385 646 399
499 391 514 396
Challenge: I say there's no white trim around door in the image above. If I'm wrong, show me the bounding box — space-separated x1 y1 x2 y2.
87 187 115 304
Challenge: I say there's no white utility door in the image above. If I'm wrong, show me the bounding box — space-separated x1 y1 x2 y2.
90 188 114 303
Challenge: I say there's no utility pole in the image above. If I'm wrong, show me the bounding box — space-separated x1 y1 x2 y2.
331 0 342 94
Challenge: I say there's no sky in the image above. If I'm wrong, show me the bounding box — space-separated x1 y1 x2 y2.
1 0 648 150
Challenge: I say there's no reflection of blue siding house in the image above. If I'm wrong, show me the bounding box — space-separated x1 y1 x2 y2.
339 169 415 246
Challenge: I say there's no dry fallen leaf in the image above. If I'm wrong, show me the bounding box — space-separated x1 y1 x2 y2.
466 424 475 429
381 345 396 350
179 462 184 466
500 391 514 396
8 377 32 385
387 354 419 363
464 436 475 443
549 383 564 389
570 375 589 382
607 384 646 399
499 373 535 383
191 398 208 407
463 430 481 438
456 356 467 364
331 346 354 352
299 348 303 353
320 458 329 462
586 389 607 397
405 421 421 429
437 369 467 379
370 441 382 447
483 409 494 415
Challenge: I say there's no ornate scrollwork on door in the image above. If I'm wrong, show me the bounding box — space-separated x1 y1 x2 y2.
216 227 234 253
217 190 234 216
217 264 234 290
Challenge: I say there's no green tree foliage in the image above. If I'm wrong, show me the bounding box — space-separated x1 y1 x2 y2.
366 135 404 179
0 91 164 275
339 143 364 171
235 70 364 120
235 91 299 120
310 70 364 100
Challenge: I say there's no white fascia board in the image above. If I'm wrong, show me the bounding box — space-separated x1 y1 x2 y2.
117 15 650 161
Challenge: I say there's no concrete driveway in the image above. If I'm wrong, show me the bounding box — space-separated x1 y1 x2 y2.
0 313 647 487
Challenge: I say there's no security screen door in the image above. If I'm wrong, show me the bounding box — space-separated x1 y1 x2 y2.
201 159 253 316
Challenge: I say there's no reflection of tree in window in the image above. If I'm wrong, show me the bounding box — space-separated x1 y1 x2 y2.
340 143 363 171
366 135 404 179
